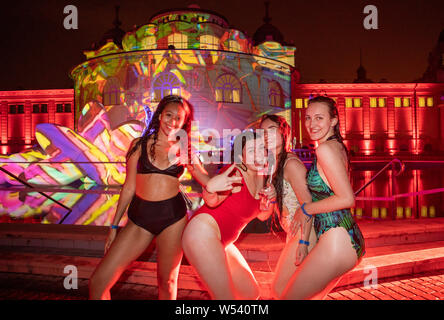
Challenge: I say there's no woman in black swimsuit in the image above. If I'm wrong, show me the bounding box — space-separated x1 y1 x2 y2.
89 95 209 299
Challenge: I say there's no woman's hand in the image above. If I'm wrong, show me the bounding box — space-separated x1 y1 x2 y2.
295 242 309 266
258 183 276 201
104 229 117 254
205 164 242 193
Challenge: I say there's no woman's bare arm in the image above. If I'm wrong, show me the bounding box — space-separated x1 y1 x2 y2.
186 153 210 187
303 141 355 215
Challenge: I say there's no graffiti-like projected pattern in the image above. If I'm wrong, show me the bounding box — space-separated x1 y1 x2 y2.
0 101 143 186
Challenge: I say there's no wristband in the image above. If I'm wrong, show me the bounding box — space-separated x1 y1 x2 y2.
110 224 119 230
301 203 312 219
299 239 310 246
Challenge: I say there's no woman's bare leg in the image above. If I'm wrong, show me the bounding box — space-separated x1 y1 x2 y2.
182 214 236 299
271 224 317 298
156 216 187 300
89 220 155 299
225 244 260 300
280 227 358 300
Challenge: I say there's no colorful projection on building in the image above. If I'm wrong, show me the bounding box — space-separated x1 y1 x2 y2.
0 101 143 186
0 7 295 187
71 7 295 134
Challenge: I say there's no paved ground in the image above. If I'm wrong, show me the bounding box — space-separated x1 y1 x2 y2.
0 270 443 300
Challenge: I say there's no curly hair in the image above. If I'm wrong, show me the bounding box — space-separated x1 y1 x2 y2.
126 95 194 162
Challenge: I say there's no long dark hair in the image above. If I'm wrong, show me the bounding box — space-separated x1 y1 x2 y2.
259 114 291 217
126 95 194 161
307 96 350 168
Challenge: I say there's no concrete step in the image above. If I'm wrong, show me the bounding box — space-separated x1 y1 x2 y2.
1 243 444 299
2 218 444 264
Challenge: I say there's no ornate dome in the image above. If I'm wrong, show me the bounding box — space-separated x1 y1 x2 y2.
95 6 126 49
252 1 284 46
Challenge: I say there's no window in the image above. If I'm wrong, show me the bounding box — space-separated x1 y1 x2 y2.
417 96 433 107
403 97 411 107
200 35 219 50
229 40 241 52
9 105 17 114
141 36 156 49
17 105 24 113
33 104 40 113
215 73 242 103
64 104 72 113
41 104 48 113
103 78 121 106
370 97 386 108
268 81 283 107
345 97 362 108
56 104 64 113
152 72 182 102
427 97 434 107
168 33 188 49
395 97 411 107
295 98 304 109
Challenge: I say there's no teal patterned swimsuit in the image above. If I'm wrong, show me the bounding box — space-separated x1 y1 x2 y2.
307 157 365 260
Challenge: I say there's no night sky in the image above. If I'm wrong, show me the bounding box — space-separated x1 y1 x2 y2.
0 0 443 90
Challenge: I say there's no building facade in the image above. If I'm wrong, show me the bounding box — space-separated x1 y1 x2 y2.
70 6 295 137
0 89 74 154
292 83 444 156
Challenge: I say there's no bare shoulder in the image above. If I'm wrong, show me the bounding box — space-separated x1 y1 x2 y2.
130 137 141 148
284 152 306 178
316 140 342 157
316 140 347 167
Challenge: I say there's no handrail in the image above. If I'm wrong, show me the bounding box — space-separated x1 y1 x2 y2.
0 166 72 224
354 158 404 196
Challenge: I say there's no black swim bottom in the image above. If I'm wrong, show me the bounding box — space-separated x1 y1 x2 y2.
127 192 187 236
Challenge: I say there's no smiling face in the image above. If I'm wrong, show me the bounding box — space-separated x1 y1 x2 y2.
242 138 267 172
158 102 188 138
305 102 338 143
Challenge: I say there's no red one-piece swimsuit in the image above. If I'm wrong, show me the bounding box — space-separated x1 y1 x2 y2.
191 166 261 247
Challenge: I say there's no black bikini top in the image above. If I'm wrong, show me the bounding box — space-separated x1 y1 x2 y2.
137 140 185 178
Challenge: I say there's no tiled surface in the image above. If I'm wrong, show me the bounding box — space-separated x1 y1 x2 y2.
327 273 444 300
0 271 443 300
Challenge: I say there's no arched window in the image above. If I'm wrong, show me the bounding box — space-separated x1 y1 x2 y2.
229 40 241 52
167 33 188 49
103 78 121 106
200 34 219 50
141 36 156 50
152 72 182 102
269 81 283 107
215 73 242 103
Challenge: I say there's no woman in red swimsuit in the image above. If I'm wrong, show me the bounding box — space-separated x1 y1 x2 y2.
182 131 272 300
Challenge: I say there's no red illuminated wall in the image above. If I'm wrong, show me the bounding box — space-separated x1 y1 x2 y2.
292 83 444 156
0 89 74 154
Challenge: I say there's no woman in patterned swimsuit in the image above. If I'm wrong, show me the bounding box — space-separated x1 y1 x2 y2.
258 115 317 299
280 96 365 300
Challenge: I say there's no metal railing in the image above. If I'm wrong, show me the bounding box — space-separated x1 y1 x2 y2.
354 158 405 196
0 166 72 224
